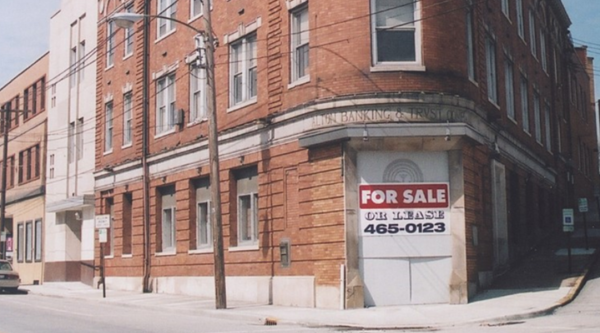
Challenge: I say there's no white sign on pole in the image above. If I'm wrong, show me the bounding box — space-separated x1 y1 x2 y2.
95 215 111 229
563 209 574 233
98 228 108 243
578 198 589 213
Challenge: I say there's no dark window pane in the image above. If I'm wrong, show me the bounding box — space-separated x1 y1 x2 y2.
377 30 415 62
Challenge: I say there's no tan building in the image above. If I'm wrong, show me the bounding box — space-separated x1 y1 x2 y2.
0 53 48 285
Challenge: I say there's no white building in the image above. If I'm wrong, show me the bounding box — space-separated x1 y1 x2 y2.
45 0 97 285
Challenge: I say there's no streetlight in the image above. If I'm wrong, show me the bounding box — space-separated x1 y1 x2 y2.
109 4 226 309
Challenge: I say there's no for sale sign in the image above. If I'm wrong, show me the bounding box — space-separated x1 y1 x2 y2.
359 183 451 235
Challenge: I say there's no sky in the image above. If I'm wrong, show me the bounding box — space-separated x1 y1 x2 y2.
0 1 597 95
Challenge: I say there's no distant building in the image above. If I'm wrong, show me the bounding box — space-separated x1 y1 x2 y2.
0 53 48 285
94 0 598 308
44 0 98 285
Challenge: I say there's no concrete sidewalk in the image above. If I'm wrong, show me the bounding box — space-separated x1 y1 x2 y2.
22 229 600 330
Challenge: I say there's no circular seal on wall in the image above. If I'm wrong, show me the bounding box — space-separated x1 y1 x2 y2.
382 159 424 183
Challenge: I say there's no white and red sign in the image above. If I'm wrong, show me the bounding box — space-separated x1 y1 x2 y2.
359 183 450 236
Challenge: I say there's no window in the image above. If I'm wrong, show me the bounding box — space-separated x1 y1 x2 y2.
156 73 176 134
122 193 133 256
466 5 476 81
191 0 203 18
23 88 29 119
371 0 420 65
485 35 497 104
25 221 32 262
516 0 524 39
540 30 547 72
123 93 133 145
533 92 541 143
17 223 23 263
529 10 536 57
107 20 115 67
520 76 529 133
18 145 40 184
124 5 134 56
159 186 176 253
79 41 86 82
104 198 114 257
190 61 207 122
544 103 552 150
235 167 258 246
68 121 75 162
8 156 14 188
35 219 42 262
192 178 211 250
290 4 309 82
505 58 515 120
501 0 509 18
49 153 54 180
70 46 77 87
230 34 257 107
105 101 113 152
158 0 177 38
77 118 84 160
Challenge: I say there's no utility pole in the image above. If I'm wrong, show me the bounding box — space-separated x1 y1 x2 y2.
0 105 9 259
204 0 227 310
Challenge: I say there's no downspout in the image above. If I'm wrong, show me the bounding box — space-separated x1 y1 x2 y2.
142 0 151 293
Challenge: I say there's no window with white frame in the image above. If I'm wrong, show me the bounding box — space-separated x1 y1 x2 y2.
191 178 211 250
516 0 524 39
529 10 536 57
501 0 509 18
68 121 75 163
533 91 541 142
107 20 115 67
230 34 257 107
191 0 203 19
190 61 207 122
466 5 476 81
76 118 84 160
104 101 113 152
160 186 176 253
485 34 498 104
371 0 420 66
35 219 42 262
17 223 23 263
123 93 133 145
79 40 86 82
235 167 258 246
290 4 309 83
25 221 32 262
544 103 552 150
157 0 177 38
70 46 77 87
156 73 176 135
505 58 515 120
520 76 529 133
124 4 134 56
540 30 547 72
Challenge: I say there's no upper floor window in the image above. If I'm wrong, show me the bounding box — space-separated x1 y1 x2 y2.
544 103 552 151
124 4 134 57
191 0 203 19
516 0 524 39
485 34 498 104
371 0 421 67
540 30 547 72
18 144 40 184
107 20 115 67
290 4 309 83
501 0 509 18
466 5 476 81
123 93 133 145
230 34 257 107
104 101 113 152
68 121 75 163
156 73 176 135
505 58 515 120
190 62 207 122
520 76 529 133
157 0 177 38
533 91 541 143
529 10 536 57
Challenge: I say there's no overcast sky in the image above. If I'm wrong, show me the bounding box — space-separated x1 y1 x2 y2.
0 1 597 98
0 0 60 88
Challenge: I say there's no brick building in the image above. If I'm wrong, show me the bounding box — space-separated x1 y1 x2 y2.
94 0 598 308
0 53 48 285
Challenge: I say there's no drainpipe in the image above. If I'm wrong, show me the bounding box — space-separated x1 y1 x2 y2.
142 0 151 293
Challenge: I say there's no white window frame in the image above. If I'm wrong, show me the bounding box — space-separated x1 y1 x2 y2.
156 73 176 135
79 40 86 82
162 207 176 253
35 219 42 262
107 20 115 67
540 30 547 72
157 0 177 39
533 91 541 143
123 93 133 146
520 76 529 133
70 46 77 87
238 193 258 246
529 10 536 57
290 4 309 84
516 0 524 39
25 221 33 262
485 35 498 104
505 58 515 120
104 101 113 152
68 121 75 163
501 0 509 18
76 118 84 160
544 103 552 151
191 0 203 19
229 34 257 108
197 201 211 248
124 4 134 57
370 0 423 71
190 61 207 123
